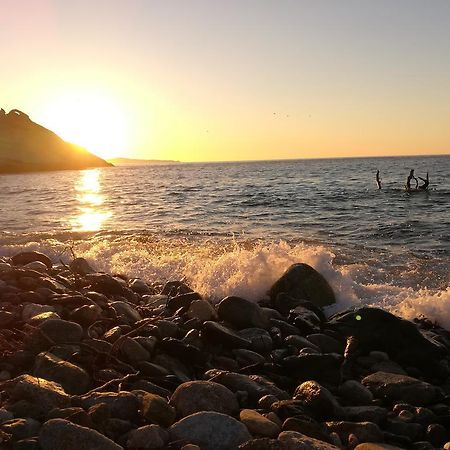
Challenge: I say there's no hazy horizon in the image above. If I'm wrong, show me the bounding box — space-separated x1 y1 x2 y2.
1 0 450 161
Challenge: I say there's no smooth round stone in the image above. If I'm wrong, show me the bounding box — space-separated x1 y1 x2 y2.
169 412 251 450
217 296 270 330
170 381 239 417
23 261 48 272
239 409 280 437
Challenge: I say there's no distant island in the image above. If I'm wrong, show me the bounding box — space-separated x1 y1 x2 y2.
107 157 180 166
0 108 111 174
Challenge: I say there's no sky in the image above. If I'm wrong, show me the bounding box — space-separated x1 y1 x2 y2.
1 0 450 161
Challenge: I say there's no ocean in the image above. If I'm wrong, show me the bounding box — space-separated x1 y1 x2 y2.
1 155 449 327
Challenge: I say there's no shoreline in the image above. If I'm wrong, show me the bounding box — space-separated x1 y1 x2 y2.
0 250 449 449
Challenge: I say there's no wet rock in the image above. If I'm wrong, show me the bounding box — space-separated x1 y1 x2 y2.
79 391 140 422
0 408 14 424
47 407 93 428
169 411 251 450
258 395 279 410
33 319 83 347
202 322 251 348
354 445 404 450
127 424 169 449
425 423 448 447
141 393 176 427
131 380 171 398
0 310 15 327
293 381 344 420
39 418 123 450
284 335 320 352
87 274 125 296
342 406 388 425
218 296 270 330
269 263 336 308
22 304 55 322
240 409 280 437
238 438 287 450
69 304 101 326
69 257 94 275
170 381 239 417
129 278 151 294
278 431 340 449
385 418 423 440
238 328 273 353
0 418 41 440
306 334 344 354
282 417 332 443
325 421 383 443
12 252 52 269
4 375 70 413
281 354 341 385
103 326 123 343
187 299 217 321
362 372 442 406
120 337 150 364
110 301 142 323
167 292 202 312
33 352 90 395
338 380 374 406
24 261 48 272
159 338 205 365
233 349 266 367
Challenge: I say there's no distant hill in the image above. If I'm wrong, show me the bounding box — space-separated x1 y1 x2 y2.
0 108 112 174
108 157 180 166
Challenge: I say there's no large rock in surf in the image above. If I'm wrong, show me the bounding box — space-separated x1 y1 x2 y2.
327 307 446 371
0 108 111 174
269 263 336 308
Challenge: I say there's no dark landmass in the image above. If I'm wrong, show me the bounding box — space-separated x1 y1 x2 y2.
0 108 112 174
108 157 180 166
1 253 450 449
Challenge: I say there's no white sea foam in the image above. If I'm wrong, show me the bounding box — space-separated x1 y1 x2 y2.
1 234 449 329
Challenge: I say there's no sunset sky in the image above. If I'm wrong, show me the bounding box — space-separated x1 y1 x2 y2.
1 0 450 161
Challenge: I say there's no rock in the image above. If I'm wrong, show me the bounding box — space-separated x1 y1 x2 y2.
24 261 48 272
426 423 449 447
129 279 151 294
282 417 332 443
69 258 94 275
47 407 93 428
11 252 52 269
110 301 142 323
354 445 405 450
208 370 288 403
269 263 336 307
35 319 84 345
238 438 288 450
70 304 101 326
141 393 176 427
169 411 251 450
79 391 140 422
342 406 388 425
327 308 445 373
120 337 150 364
126 424 169 449
233 348 266 367
258 395 279 410
0 408 14 424
306 334 344 354
240 409 281 437
293 381 344 420
4 375 70 413
187 299 217 321
87 274 125 296
385 419 423 440
238 328 273 353
0 310 15 327
284 335 320 352
131 380 171 398
371 360 407 375
217 296 270 330
28 311 60 325
325 421 383 443
170 381 239 417
0 418 41 440
39 418 123 450
159 338 205 365
338 380 373 406
202 322 251 348
33 352 90 395
22 304 55 322
362 372 442 406
167 292 202 312
278 431 340 449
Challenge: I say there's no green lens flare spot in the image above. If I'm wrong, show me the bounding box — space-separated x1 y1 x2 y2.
355 315 362 321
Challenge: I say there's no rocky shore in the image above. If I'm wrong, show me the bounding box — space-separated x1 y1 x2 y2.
0 251 449 450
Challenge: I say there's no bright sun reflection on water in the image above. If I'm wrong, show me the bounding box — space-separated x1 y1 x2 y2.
71 169 111 231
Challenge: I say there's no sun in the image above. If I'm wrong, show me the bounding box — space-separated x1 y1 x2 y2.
36 88 129 160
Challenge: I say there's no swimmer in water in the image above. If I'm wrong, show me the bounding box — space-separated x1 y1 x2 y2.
418 172 429 190
376 170 381 189
406 169 418 190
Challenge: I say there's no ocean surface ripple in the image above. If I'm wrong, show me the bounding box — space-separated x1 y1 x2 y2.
1 155 449 327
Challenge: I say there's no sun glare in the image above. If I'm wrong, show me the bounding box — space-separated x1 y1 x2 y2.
37 89 129 160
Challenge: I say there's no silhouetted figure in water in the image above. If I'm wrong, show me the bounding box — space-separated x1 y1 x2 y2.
376 170 382 189
406 169 418 190
418 172 429 190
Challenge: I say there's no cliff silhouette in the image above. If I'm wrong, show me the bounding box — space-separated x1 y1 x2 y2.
0 108 112 174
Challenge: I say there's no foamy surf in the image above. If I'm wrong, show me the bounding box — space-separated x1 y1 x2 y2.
1 232 449 329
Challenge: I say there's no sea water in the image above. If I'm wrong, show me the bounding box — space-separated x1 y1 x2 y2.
1 156 449 326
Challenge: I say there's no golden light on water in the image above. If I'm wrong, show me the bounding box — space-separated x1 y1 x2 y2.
71 169 112 231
